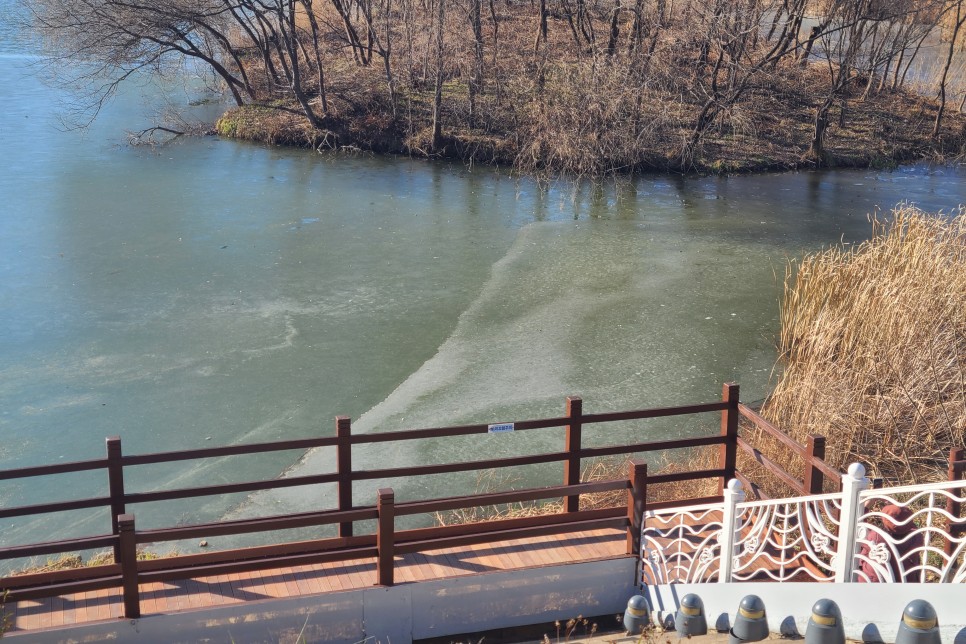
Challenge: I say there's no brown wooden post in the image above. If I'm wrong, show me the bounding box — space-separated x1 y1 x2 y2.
118 513 140 619
564 396 583 513
804 434 826 495
719 383 739 495
106 436 126 562
627 460 647 556
376 488 395 586
946 447 965 557
336 416 353 537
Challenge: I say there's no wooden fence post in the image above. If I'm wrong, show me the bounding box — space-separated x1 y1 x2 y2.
118 513 140 619
719 383 739 496
336 416 353 537
564 396 583 513
106 436 126 562
377 488 395 586
804 434 826 494
946 447 965 558
627 460 647 556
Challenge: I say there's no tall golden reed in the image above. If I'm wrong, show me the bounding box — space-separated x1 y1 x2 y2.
761 205 965 484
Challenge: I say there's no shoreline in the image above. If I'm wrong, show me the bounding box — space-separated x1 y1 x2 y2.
213 71 966 178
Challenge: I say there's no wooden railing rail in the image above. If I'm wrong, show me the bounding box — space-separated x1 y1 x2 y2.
0 496 113 520
0 535 119 561
119 435 341 466
0 458 110 481
134 508 378 543
122 472 341 505
737 403 841 496
736 436 805 492
393 479 628 516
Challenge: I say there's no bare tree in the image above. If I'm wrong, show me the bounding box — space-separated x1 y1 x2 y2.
32 0 333 126
934 0 966 137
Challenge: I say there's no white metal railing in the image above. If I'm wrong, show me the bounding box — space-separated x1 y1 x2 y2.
640 464 966 585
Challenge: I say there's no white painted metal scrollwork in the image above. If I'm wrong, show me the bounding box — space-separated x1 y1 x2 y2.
638 473 966 586
729 492 842 582
640 503 723 584
854 481 966 583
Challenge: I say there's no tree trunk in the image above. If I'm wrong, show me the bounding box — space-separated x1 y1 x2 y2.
805 97 834 165
431 0 445 150
606 0 621 56
534 0 548 52
934 1 965 138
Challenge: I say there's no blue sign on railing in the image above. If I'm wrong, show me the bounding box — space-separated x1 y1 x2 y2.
487 423 514 434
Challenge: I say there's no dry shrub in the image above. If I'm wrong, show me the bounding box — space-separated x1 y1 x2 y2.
514 62 675 177
760 206 966 485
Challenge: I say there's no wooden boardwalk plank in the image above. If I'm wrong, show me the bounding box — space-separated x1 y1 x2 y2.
7 527 629 636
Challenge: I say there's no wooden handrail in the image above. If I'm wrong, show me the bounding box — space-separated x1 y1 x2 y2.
812 458 841 481
137 535 376 572
646 495 724 511
0 563 121 589
0 458 110 481
738 404 807 458
736 436 804 493
0 534 118 561
579 434 726 459
394 479 628 516
2 576 122 603
121 435 341 466
0 496 113 520
138 547 379 585
0 394 740 532
123 472 341 505
647 468 726 484
737 403 842 495
735 471 771 500
397 507 625 543
581 401 729 424
395 515 627 555
134 507 378 544
349 416 569 444
353 450 571 481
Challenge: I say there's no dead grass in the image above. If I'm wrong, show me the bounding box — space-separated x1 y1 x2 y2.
10 548 173 576
758 206 966 485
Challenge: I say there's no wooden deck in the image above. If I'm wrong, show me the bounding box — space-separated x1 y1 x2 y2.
3 527 627 637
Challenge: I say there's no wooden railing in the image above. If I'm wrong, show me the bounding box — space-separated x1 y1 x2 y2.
0 382 840 619
733 403 840 499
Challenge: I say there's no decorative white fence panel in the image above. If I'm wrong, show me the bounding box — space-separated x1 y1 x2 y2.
855 482 966 583
730 492 842 582
640 503 723 584
640 465 966 585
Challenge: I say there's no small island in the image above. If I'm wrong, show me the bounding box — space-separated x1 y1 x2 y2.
33 0 966 175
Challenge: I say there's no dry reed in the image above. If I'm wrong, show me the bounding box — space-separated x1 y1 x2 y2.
759 205 965 485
